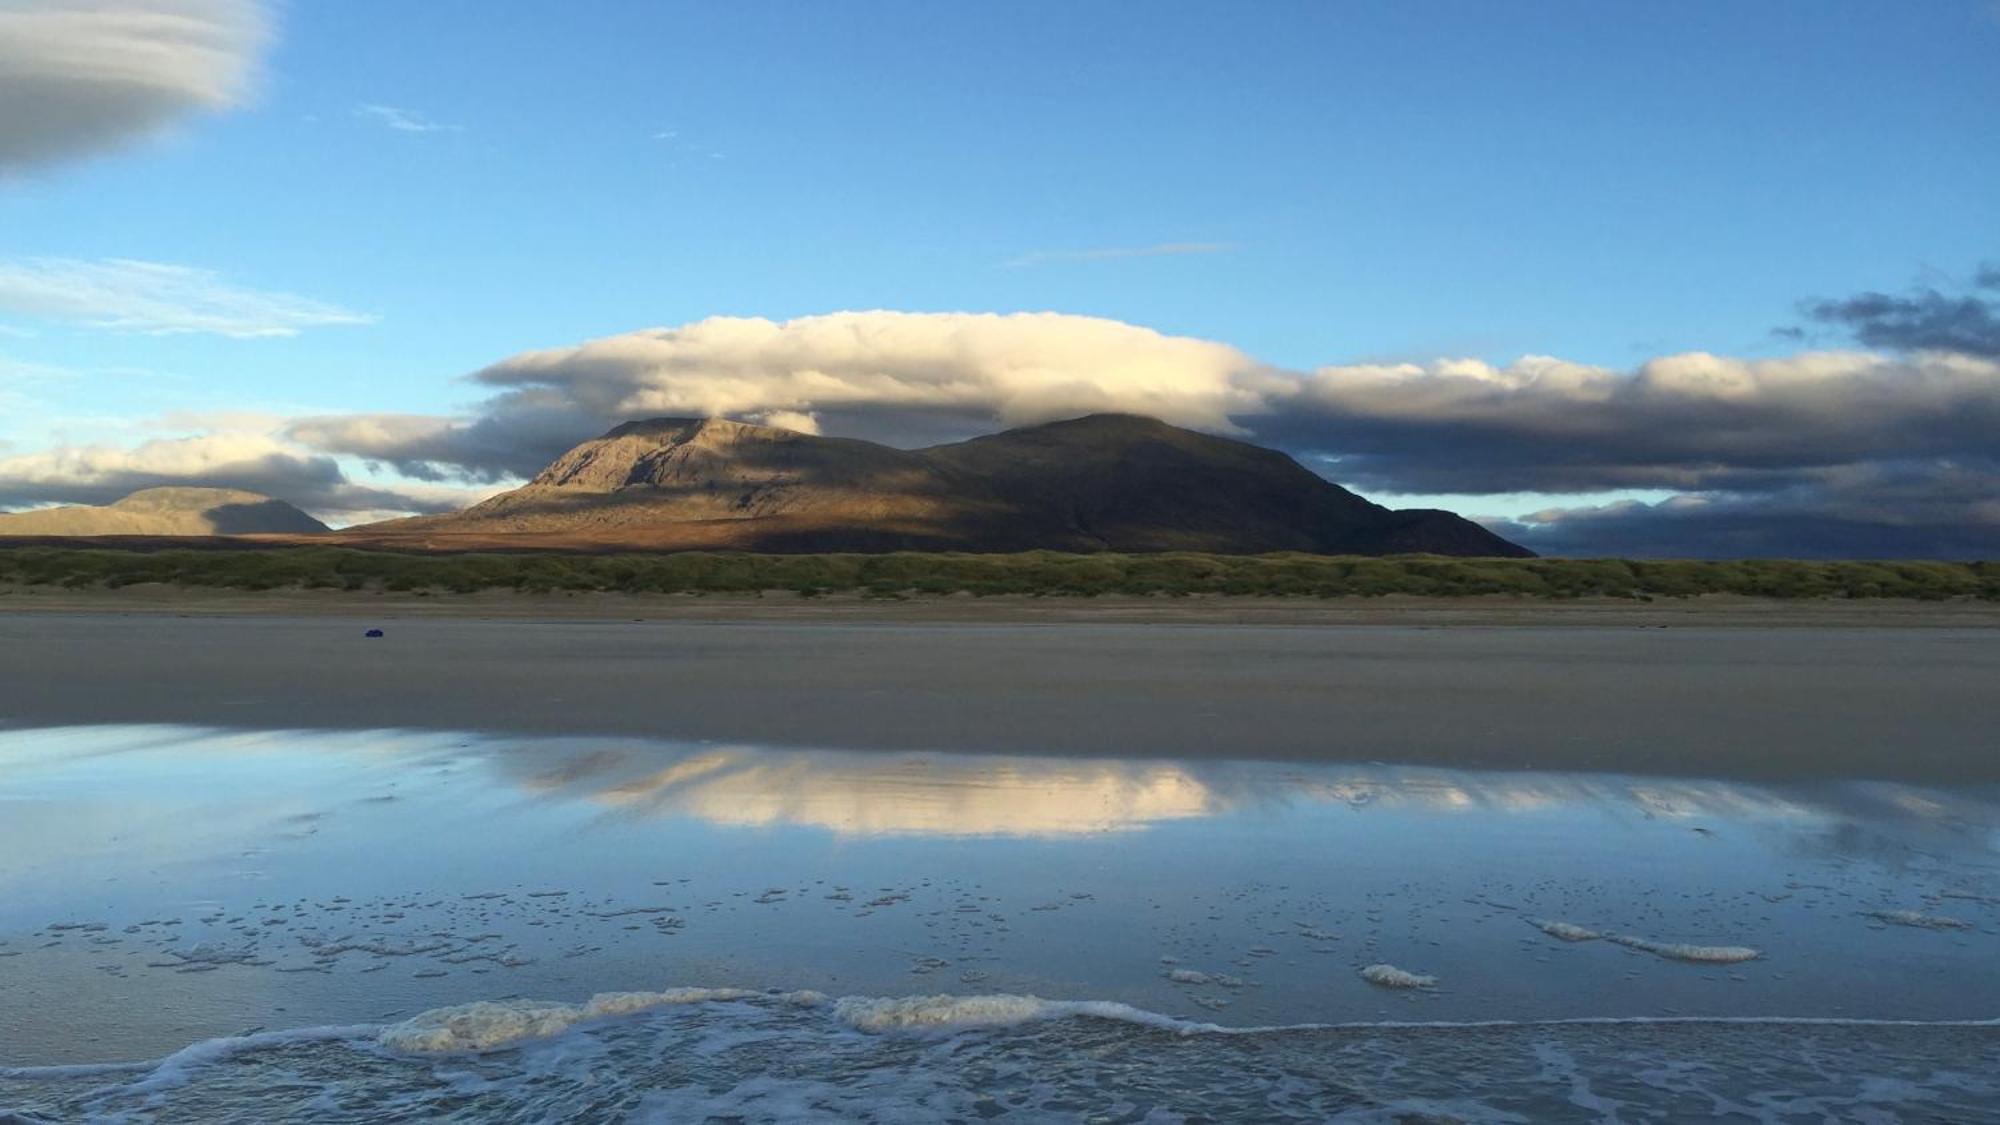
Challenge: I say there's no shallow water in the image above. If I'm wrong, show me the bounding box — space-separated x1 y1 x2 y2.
1 725 1996 1121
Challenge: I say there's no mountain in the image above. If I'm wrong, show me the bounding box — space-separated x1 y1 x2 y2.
0 487 329 537
921 414 1524 555
358 414 1531 556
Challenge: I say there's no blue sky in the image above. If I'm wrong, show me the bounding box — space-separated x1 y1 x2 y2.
2 1 1998 554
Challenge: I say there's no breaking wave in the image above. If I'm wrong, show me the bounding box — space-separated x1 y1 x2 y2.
5 988 1997 1123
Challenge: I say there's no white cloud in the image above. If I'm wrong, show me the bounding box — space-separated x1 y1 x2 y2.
743 409 820 435
1004 242 1239 268
478 311 1272 433
354 103 457 134
0 0 269 170
0 257 374 337
0 429 306 487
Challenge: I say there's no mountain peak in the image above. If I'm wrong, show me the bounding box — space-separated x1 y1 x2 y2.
599 415 796 442
111 486 285 512
1031 411 1175 430
994 413 1188 442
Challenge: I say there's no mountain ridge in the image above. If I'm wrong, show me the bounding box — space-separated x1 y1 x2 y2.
363 413 1531 557
0 487 329 537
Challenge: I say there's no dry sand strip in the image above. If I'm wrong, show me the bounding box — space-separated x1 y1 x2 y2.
1 601 1995 783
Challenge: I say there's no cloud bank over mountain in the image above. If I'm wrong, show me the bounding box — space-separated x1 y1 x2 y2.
285 312 1279 483
5 276 1997 555
0 431 477 522
266 290 1999 556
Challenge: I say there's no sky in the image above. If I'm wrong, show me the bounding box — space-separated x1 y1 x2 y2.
1 0 1997 556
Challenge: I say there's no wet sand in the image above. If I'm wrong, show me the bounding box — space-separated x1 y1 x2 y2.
1 594 1995 782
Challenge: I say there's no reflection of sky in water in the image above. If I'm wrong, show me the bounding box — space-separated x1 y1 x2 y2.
0 725 1995 1065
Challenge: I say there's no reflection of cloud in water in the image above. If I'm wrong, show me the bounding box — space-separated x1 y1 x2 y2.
1293 773 1817 821
1765 781 2000 872
499 741 1838 838
5 726 1992 844
513 746 1214 838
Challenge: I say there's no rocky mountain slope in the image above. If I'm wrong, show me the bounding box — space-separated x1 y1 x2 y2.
363 414 1529 556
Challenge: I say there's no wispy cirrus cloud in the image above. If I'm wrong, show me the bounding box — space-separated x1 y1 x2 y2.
0 257 374 338
0 352 79 383
354 103 458 134
1003 241 1239 268
0 0 270 171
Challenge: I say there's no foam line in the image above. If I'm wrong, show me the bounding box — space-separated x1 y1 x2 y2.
5 989 1994 1088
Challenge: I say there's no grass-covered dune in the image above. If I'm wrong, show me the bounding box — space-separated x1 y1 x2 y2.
1 546 1995 600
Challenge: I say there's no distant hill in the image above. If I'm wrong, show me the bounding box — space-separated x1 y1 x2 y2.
358 414 1530 557
0 487 329 536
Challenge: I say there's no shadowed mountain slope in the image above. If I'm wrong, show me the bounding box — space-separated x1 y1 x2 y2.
361 414 1532 556
0 487 329 536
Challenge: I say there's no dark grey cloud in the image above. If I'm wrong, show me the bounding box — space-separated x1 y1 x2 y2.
1258 350 2000 495
1797 268 2000 358
0 1 268 171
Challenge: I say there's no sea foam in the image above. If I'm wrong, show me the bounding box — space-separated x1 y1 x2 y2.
1865 910 1972 931
1359 963 1438 989
1534 920 1603 942
829 992 1253 1036
1608 935 1760 964
379 988 758 1053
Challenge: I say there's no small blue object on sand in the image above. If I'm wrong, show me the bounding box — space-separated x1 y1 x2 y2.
364 628 384 638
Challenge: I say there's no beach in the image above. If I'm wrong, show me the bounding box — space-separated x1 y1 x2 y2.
2 596 1996 1120
2 594 1996 782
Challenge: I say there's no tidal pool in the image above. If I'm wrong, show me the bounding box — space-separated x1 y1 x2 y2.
1 725 1995 1121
